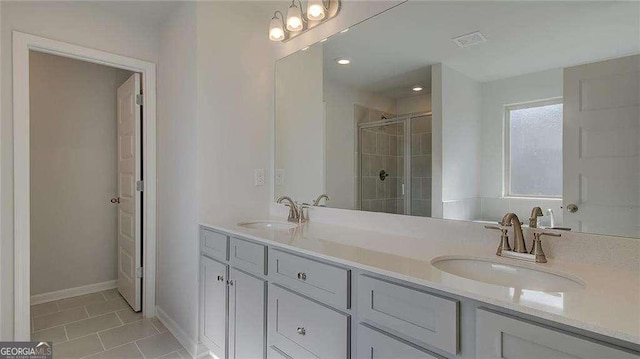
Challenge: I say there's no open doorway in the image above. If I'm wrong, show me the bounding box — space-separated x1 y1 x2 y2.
13 32 157 340
29 50 144 331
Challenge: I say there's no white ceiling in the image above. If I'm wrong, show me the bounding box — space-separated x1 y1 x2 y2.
321 1 640 98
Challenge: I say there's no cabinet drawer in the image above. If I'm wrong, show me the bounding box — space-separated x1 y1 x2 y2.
476 309 639 358
357 324 441 359
230 237 266 275
358 275 459 355
268 284 350 359
269 248 351 309
200 228 228 261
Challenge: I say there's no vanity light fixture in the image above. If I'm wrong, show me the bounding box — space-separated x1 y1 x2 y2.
412 86 424 92
307 0 328 21
286 0 305 32
336 58 351 65
269 11 287 41
269 0 341 42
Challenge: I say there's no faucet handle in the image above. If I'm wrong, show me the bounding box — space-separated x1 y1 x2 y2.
484 225 505 231
530 231 560 263
485 225 511 255
533 231 561 239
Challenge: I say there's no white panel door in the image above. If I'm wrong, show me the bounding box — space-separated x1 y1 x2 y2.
117 73 142 311
563 55 639 237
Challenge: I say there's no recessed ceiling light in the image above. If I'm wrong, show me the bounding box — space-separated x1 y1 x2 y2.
412 86 423 92
301 46 310 51
340 28 349 33
336 58 351 65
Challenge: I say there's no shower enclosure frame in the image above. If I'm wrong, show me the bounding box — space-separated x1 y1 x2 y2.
357 112 432 215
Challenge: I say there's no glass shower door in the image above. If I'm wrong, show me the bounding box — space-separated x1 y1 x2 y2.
409 114 433 217
358 121 407 214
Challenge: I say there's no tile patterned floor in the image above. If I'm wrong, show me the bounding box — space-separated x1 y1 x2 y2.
30 289 189 359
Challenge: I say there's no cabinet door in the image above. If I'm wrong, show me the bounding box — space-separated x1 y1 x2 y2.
476 309 639 359
228 268 266 359
357 324 441 359
200 256 228 359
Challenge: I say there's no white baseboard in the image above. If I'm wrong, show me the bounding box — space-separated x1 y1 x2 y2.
155 306 210 359
31 280 117 305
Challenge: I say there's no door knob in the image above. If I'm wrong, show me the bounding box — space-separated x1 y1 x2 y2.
566 204 578 213
110 197 120 204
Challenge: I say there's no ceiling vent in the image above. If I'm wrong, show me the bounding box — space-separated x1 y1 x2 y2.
452 31 487 48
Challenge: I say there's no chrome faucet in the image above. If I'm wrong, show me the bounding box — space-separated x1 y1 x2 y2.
501 213 527 253
529 207 544 228
486 212 561 263
312 194 330 207
276 196 308 223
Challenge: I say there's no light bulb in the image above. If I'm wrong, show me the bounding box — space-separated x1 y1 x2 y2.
412 86 423 92
286 3 304 31
307 0 326 21
269 15 285 41
336 58 350 65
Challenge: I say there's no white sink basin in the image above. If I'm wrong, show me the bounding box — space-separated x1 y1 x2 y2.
237 220 298 230
431 256 585 292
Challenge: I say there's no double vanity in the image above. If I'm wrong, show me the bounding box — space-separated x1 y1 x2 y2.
197 216 639 359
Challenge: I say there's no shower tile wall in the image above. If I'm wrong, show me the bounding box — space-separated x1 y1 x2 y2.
411 116 432 217
356 105 403 214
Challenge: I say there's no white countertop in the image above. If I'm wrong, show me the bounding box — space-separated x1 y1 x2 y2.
202 218 640 345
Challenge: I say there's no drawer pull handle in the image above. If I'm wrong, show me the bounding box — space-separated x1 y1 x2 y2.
297 272 307 281
217 275 224 282
296 327 306 335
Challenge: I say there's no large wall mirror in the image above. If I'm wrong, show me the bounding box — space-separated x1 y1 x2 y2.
275 1 640 238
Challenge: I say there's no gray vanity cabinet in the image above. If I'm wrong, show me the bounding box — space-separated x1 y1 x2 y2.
268 284 350 358
200 255 228 359
357 323 442 359
476 309 638 359
228 267 267 359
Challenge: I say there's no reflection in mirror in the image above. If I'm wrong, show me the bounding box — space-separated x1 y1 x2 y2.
275 1 640 238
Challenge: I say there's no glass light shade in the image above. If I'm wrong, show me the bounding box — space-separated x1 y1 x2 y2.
307 0 326 21
269 17 285 41
286 4 304 31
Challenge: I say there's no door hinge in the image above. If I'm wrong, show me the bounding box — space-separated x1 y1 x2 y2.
136 267 144 279
135 94 143 106
136 180 144 192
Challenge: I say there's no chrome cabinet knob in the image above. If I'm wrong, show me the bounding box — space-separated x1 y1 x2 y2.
567 204 578 213
297 272 307 281
228 280 234 286
110 197 120 204
217 275 224 282
296 327 306 335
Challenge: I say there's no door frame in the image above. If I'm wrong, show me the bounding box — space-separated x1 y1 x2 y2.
12 31 157 339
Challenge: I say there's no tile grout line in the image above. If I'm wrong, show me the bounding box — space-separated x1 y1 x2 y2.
100 291 108 301
62 324 70 342
34 309 121 333
134 341 147 359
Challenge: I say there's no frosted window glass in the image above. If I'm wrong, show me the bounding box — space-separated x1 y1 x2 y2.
509 103 562 197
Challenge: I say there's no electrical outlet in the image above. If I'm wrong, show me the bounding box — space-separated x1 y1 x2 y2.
254 169 265 186
275 169 284 186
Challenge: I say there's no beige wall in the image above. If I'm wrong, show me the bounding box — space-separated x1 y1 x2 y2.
157 2 200 352
29 51 132 295
275 44 325 202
